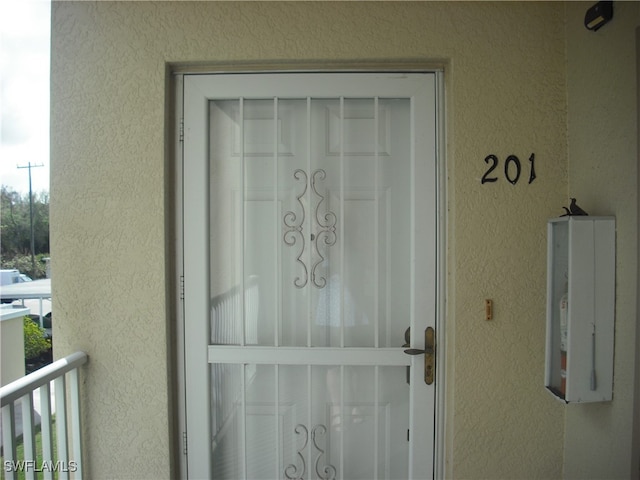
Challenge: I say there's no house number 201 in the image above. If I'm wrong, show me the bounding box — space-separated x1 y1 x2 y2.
481 153 536 185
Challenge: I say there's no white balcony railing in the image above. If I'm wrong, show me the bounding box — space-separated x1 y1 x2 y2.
1 351 88 480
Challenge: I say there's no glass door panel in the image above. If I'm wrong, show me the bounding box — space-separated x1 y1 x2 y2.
209 97 411 349
210 364 409 479
208 94 416 478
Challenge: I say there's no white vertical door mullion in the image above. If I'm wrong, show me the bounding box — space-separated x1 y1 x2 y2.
339 365 345 479
374 365 380 479
241 365 247 480
274 97 280 348
339 97 345 349
21 393 36 480
410 75 437 480
373 96 380 476
40 383 54 480
386 404 391 478
307 364 312 475
183 75 211 479
239 97 246 347
386 193 392 348
275 365 281 479
306 97 312 347
408 92 418 480
374 97 380 349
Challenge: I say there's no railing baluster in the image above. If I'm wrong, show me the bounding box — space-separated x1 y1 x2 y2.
21 392 37 480
70 368 83 479
40 382 55 480
55 374 70 480
2 402 17 480
1 352 87 480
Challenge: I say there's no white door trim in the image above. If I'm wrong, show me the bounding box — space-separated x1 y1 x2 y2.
434 69 448 480
173 70 447 480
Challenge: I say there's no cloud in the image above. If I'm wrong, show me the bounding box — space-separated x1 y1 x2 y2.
0 0 51 192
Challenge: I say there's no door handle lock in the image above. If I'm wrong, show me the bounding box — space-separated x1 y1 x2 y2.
403 327 435 385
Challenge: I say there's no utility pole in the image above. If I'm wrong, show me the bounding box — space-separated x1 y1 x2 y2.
17 162 44 277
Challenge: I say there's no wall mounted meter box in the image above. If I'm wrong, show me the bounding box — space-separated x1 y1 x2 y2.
545 216 615 403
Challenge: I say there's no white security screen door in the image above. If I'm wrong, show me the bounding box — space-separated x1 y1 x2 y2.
182 73 439 479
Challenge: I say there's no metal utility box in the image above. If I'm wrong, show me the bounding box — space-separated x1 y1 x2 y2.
545 216 615 403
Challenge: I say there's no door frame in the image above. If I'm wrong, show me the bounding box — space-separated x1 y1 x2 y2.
172 68 447 479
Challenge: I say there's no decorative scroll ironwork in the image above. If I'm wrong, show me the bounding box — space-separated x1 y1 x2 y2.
311 424 337 480
283 169 337 289
310 170 337 289
283 169 308 288
284 424 336 480
284 424 308 480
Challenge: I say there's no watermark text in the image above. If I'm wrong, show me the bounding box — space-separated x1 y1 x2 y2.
4 460 78 473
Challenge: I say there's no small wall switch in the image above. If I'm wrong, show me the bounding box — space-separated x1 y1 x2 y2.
485 299 493 321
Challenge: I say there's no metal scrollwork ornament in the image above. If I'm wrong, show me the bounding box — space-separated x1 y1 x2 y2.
283 169 337 289
284 424 336 480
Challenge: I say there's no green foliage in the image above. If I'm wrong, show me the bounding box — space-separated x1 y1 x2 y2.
23 316 51 360
1 253 49 279
1 185 49 278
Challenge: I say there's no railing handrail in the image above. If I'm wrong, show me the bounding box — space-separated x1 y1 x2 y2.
0 351 88 406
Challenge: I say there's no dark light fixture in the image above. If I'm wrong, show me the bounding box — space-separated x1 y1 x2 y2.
584 1 613 32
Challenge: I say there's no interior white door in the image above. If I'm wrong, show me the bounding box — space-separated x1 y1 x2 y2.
183 73 438 479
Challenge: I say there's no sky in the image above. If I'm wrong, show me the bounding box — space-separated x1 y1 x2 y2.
0 0 51 194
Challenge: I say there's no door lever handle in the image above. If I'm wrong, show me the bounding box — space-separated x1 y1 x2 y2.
403 327 435 385
404 347 433 355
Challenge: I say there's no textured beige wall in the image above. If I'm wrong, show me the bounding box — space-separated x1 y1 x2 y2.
50 2 570 478
565 2 640 478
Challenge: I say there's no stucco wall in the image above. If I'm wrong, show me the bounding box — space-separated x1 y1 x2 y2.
50 2 573 478
564 2 640 478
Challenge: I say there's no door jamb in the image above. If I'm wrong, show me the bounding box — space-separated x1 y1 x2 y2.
172 69 447 479
172 72 188 480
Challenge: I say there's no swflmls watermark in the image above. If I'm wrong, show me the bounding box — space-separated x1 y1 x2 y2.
4 460 78 473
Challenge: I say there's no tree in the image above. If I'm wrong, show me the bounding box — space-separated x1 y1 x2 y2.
0 185 50 277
